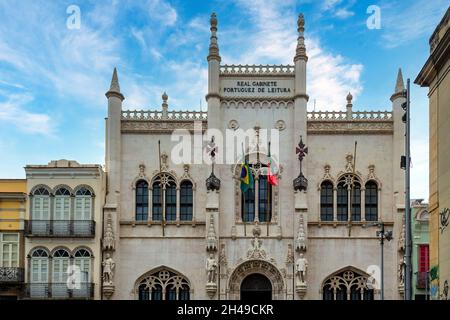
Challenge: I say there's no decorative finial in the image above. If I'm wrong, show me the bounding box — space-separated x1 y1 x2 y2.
346 92 353 104
293 135 308 191
162 92 168 119
294 13 307 62
210 12 217 29
298 13 305 32
206 135 221 191
207 12 221 62
105 67 124 101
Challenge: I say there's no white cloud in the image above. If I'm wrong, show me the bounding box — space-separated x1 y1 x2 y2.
145 0 178 26
0 94 53 135
322 0 343 11
381 0 449 48
226 0 363 110
307 38 363 110
334 8 354 19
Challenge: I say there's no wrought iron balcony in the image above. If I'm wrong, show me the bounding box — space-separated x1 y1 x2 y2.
26 220 95 237
416 271 429 289
0 267 24 283
25 283 94 299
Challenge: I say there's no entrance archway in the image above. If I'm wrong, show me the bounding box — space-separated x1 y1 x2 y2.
240 273 272 300
228 259 284 299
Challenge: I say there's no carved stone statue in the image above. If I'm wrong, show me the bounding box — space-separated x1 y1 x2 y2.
398 257 405 286
296 253 308 284
102 253 115 285
206 254 217 284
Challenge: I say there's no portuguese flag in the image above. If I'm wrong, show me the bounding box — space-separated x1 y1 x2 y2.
267 156 278 186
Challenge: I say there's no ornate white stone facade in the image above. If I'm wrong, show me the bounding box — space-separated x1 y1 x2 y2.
103 13 406 300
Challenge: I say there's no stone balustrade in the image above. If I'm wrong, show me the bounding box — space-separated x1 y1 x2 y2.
220 64 295 75
307 110 392 120
122 110 208 121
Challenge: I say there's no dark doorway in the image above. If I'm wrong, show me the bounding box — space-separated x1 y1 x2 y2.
240 273 272 301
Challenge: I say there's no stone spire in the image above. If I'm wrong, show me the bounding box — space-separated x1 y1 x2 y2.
390 68 405 101
161 92 168 119
207 12 221 62
346 92 353 119
105 67 124 101
294 13 308 62
395 68 405 93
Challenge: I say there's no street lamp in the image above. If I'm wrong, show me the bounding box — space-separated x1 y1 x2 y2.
365 222 393 300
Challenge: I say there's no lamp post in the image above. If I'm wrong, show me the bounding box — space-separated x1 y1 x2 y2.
366 222 393 300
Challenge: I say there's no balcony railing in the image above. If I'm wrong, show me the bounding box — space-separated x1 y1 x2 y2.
0 267 24 283
416 272 429 289
25 283 94 299
26 220 95 237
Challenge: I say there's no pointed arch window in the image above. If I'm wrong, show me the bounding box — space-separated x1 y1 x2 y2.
336 175 362 222
152 182 162 221
136 269 190 300
320 181 333 221
365 181 378 221
322 269 374 300
258 175 272 222
165 181 176 221
337 181 348 221
352 182 361 221
135 180 149 221
240 164 273 223
180 181 193 221
151 174 177 222
242 187 255 222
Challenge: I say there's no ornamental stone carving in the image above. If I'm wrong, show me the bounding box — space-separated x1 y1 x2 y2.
228 259 284 300
247 223 267 260
307 121 394 134
286 244 294 264
275 120 286 131
121 120 207 133
206 214 218 252
295 213 307 252
228 119 239 130
103 213 115 251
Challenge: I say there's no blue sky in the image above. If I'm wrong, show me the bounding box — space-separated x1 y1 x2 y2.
0 0 448 200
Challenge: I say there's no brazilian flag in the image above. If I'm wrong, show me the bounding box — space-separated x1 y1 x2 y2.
240 159 254 193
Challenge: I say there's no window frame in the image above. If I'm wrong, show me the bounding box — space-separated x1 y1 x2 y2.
135 180 149 221
320 181 334 221
0 233 20 268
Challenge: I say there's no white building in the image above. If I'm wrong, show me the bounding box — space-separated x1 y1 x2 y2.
102 13 406 300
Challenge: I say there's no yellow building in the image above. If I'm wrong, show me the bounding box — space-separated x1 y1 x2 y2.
0 179 26 300
415 6 450 300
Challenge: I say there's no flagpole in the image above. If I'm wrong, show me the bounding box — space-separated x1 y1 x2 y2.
348 141 357 237
267 142 271 237
158 140 165 237
242 143 246 237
